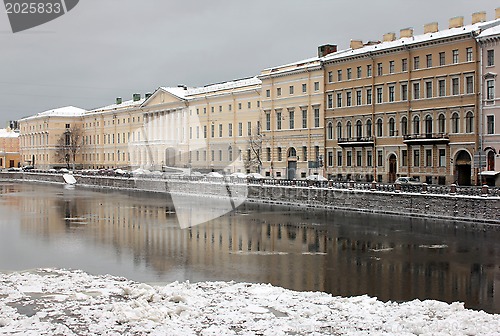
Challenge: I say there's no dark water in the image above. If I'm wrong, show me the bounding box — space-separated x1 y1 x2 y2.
0 182 499 313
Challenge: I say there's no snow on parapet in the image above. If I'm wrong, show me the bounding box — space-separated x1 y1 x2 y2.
21 106 86 121
478 24 500 38
186 77 261 96
159 86 191 99
322 18 500 62
260 56 321 77
89 98 146 113
0 128 19 138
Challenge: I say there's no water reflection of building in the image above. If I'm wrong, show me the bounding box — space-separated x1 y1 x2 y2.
11 185 499 312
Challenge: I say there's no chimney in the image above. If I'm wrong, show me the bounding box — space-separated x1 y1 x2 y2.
496 7 500 19
116 97 122 105
424 22 439 34
350 40 363 50
400 27 414 38
133 93 141 102
472 11 486 24
145 92 153 99
449 16 464 29
177 84 187 90
383 32 396 42
318 44 338 57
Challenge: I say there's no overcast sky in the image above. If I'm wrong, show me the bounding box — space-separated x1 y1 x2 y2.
0 0 498 126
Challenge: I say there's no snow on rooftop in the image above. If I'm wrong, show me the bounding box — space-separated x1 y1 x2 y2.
21 106 86 121
89 98 146 113
260 56 321 76
186 77 261 96
0 268 498 335
0 129 19 138
159 86 191 99
323 18 500 62
478 24 500 38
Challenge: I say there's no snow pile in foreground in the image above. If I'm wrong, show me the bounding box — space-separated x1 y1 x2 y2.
0 269 498 335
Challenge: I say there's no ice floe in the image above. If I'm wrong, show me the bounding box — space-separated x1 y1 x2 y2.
0 268 498 335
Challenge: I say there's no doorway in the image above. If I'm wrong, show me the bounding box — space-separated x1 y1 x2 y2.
455 150 472 186
388 154 397 183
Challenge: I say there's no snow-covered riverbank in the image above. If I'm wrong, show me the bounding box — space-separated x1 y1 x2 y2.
0 269 498 335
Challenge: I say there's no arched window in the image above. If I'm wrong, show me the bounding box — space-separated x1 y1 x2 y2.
336 122 342 139
327 122 333 140
346 121 352 139
388 118 395 136
366 119 372 137
401 117 408 136
451 112 460 133
288 147 297 158
376 118 383 137
438 114 445 134
465 111 474 133
413 115 420 135
228 146 233 162
425 115 433 135
356 120 362 138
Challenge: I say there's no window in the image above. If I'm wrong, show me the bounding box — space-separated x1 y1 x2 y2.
389 60 395 74
487 49 494 66
426 149 432 167
336 122 342 139
367 64 372 77
229 123 233 137
451 112 459 133
413 116 420 134
413 82 420 99
346 121 352 139
289 86 294 95
346 91 352 106
356 90 362 105
327 93 333 109
401 83 408 101
314 82 320 91
438 114 445 134
314 108 320 127
346 150 352 167
327 122 333 139
413 56 420 70
425 115 433 135
438 79 446 96
367 150 373 167
266 113 271 131
402 58 408 72
337 151 342 167
466 47 473 62
452 78 459 95
219 124 223 137
377 63 383 76
376 87 383 103
289 110 294 129
276 112 282 130
277 147 282 161
366 119 372 137
302 109 307 128
452 49 459 64
357 66 362 78
219 105 223 112
302 146 307 161
337 92 342 107
465 112 473 133
211 106 214 113
337 70 342 81
377 150 383 167
486 79 495 100
238 122 242 136
353 120 361 138
464 76 473 94
366 88 372 105
487 115 495 134
211 124 215 137
238 103 241 110
439 52 445 66
328 71 333 83
302 83 307 93
356 151 362 166
389 118 395 136
413 149 420 167
328 151 334 167
266 89 270 97
376 118 383 137
439 149 446 167
402 150 408 166
347 68 352 80
425 81 432 98
266 148 271 161
388 86 395 102
277 88 282 96
426 54 432 68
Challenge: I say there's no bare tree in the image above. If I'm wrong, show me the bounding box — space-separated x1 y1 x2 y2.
55 125 83 169
243 127 263 173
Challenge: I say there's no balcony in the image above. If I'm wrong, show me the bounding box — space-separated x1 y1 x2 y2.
337 136 374 147
403 133 450 145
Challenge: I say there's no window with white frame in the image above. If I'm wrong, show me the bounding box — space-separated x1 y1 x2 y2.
413 82 420 99
451 112 459 133
327 122 333 139
487 49 494 66
466 76 474 94
388 86 395 102
438 79 446 97
302 109 307 128
425 81 432 98
327 93 333 109
439 52 445 66
376 87 383 103
466 47 473 62
452 78 459 95
401 83 408 101
337 92 342 107
452 49 459 64
487 115 494 134
486 79 495 100
465 111 473 133
356 90 362 105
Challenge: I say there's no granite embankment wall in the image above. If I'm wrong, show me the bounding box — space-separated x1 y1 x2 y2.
1 172 499 225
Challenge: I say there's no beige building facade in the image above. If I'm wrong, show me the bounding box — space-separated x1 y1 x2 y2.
0 128 20 169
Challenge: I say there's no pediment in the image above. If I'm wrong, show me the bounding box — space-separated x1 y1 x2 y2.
141 88 186 108
484 72 497 79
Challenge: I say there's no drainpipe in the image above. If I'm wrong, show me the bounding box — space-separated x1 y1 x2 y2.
476 35 484 185
369 52 377 181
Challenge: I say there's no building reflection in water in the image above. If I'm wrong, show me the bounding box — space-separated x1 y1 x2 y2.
5 183 500 313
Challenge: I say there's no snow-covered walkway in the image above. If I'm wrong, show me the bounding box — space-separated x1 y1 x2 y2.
0 269 498 335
